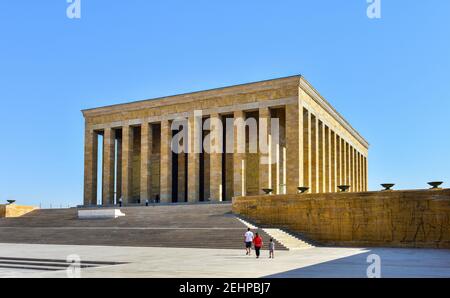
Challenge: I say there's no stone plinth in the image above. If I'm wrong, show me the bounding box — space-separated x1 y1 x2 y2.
0 205 38 218
78 209 125 219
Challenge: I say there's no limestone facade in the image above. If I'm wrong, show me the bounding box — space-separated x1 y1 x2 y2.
82 76 369 205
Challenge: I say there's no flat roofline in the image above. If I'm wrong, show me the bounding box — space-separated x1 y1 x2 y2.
81 74 302 114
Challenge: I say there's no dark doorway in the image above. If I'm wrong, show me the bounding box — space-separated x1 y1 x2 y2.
221 116 227 201
199 132 205 202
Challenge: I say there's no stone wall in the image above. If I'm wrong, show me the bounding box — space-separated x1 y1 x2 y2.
0 205 37 218
232 189 450 248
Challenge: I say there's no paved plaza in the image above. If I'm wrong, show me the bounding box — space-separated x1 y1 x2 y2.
0 243 449 278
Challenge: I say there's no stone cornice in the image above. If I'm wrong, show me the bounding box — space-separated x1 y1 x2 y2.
89 96 298 131
299 77 369 149
82 75 302 117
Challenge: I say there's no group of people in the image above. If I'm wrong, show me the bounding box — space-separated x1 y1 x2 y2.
244 228 275 259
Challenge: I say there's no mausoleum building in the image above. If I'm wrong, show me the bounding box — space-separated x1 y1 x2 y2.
82 75 369 206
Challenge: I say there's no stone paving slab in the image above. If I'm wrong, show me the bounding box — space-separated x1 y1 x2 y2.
0 243 449 278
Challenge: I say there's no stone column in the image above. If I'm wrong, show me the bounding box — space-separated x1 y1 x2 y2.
160 120 172 203
336 135 341 189
233 110 245 197
356 151 361 192
318 121 325 193
325 126 331 193
188 116 201 202
354 149 358 192
360 153 364 192
339 138 344 186
365 156 368 191
311 115 319 193
84 127 98 206
344 141 347 187
286 103 303 194
116 137 122 202
360 154 364 191
350 147 355 192
362 154 365 191
354 148 358 192
343 141 346 186
348 145 352 191
303 108 311 189
361 155 365 191
364 154 367 191
121 125 133 204
331 130 337 193
359 152 363 191
355 149 359 192
209 113 223 201
102 128 115 205
140 122 152 204
344 142 349 186
339 140 342 188
259 107 271 194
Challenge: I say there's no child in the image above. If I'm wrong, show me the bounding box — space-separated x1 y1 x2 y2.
269 238 275 259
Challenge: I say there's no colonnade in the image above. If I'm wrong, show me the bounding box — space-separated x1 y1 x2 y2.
83 103 368 206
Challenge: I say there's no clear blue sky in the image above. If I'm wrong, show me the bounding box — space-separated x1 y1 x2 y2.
0 1 449 207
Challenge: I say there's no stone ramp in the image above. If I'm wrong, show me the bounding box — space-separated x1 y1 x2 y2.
0 204 287 250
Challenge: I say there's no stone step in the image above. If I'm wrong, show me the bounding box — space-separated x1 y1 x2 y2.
263 228 314 250
0 204 287 250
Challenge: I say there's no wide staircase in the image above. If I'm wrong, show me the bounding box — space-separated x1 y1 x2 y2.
0 203 288 250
